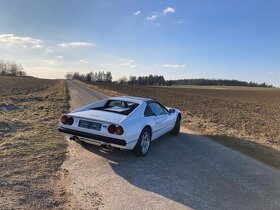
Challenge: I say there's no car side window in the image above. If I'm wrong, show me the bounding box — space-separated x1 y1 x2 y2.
144 104 154 116
148 102 168 116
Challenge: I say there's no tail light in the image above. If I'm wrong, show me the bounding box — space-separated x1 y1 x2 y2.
108 124 116 134
61 116 68 124
60 115 74 125
67 117 74 125
116 126 124 135
108 124 124 135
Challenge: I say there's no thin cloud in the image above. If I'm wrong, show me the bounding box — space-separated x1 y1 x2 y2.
176 19 184 24
0 34 44 49
80 59 89 64
26 66 66 79
163 7 176 15
119 58 136 68
163 64 185 68
133 11 141 16
56 55 63 59
268 71 280 75
146 15 157 21
120 62 131 66
60 42 94 48
99 63 111 67
45 47 54 53
120 63 136 68
119 58 134 63
43 60 57 65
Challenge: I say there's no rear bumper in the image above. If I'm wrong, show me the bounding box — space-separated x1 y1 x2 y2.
58 127 127 146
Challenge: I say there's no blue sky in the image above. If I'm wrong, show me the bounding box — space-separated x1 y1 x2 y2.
0 0 279 86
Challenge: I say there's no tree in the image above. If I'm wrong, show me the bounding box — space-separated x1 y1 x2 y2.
0 60 27 77
65 72 73 80
118 76 128 84
105 71 112 82
128 76 137 85
86 71 94 82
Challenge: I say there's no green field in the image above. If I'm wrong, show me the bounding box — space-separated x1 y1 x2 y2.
160 85 279 91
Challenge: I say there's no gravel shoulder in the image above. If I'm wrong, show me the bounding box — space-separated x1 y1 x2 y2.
62 80 280 210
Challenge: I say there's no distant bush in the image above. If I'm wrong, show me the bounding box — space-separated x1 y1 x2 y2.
0 60 27 77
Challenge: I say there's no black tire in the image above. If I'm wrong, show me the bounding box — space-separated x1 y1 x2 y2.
132 127 151 157
171 115 181 135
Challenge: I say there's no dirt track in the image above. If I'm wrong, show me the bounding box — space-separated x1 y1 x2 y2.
62 81 280 210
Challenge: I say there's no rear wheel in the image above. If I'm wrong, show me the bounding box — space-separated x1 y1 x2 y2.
171 115 181 135
133 128 151 157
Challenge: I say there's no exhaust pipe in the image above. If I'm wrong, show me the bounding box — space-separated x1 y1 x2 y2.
69 136 80 141
101 144 112 149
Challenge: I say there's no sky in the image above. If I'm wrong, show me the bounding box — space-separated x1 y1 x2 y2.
0 0 279 86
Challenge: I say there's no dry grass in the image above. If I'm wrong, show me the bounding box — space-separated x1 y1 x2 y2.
79 81 280 168
0 76 74 209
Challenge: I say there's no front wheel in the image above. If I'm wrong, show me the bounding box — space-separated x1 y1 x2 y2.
171 115 181 135
133 128 151 157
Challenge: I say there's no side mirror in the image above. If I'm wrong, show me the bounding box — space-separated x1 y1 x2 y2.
169 109 175 114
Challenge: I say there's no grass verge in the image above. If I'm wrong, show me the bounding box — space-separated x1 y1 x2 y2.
0 78 74 209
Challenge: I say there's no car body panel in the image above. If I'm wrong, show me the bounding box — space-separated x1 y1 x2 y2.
68 109 127 124
58 96 181 150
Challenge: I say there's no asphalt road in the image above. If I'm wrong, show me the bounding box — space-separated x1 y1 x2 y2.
62 80 280 210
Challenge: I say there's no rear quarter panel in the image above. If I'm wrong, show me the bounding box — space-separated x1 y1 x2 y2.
121 116 155 149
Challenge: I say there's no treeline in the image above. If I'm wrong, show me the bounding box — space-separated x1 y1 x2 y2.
66 71 167 86
0 61 27 76
65 71 113 82
127 75 166 85
111 74 169 85
66 70 273 88
167 79 273 87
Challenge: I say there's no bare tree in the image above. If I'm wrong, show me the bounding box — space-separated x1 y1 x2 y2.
0 60 27 77
118 76 128 84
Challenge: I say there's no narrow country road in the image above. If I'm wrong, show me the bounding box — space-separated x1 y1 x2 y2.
62 80 280 210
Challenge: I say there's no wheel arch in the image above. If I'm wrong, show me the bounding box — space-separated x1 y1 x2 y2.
177 112 182 119
143 125 152 132
143 125 152 138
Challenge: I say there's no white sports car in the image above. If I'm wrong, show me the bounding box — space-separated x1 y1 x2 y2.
58 96 181 156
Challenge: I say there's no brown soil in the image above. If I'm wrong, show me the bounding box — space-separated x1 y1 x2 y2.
0 76 58 96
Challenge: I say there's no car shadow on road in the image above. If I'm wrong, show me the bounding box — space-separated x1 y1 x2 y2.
80 132 280 210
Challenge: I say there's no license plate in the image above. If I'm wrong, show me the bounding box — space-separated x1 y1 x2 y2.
78 120 102 131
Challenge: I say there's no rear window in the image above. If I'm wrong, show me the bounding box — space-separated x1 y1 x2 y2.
92 100 139 115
